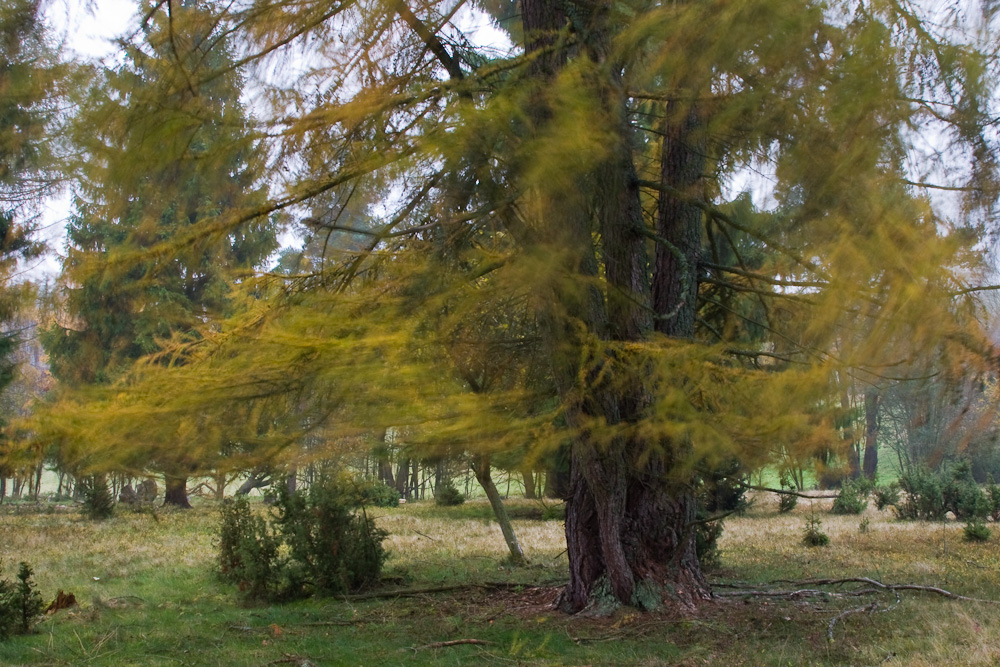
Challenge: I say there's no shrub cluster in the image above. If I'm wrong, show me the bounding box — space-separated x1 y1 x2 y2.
873 483 900 511
434 482 465 506
777 470 798 513
0 562 44 640
352 479 400 508
894 462 994 522
218 478 388 601
831 479 869 515
778 493 798 513
802 514 829 547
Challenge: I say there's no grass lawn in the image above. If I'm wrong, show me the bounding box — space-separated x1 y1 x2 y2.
1 493 999 666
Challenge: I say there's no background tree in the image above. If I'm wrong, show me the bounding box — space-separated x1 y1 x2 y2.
0 0 66 494
41 1 278 506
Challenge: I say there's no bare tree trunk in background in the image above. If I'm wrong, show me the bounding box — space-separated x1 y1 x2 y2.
395 458 410 498
862 388 881 480
522 467 536 499
213 471 228 500
473 455 527 565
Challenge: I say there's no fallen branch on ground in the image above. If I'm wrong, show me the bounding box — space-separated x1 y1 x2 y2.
739 483 839 499
714 576 996 641
826 589 902 641
342 581 565 601
774 577 1000 604
410 639 494 651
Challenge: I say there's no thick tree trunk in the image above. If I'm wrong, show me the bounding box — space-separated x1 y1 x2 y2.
163 475 191 508
473 456 527 565
519 0 712 613
654 104 704 339
862 388 881 479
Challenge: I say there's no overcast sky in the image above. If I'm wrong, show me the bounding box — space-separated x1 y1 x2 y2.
24 1 136 282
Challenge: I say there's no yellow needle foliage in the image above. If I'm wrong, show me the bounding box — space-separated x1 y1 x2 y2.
21 0 1000 503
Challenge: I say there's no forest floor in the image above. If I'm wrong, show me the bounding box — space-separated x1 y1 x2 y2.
1 493 999 666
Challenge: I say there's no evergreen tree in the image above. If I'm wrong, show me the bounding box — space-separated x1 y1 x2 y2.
42 1 278 506
0 0 64 492
0 0 60 386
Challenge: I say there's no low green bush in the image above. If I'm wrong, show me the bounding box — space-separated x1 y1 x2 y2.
964 520 991 542
831 480 868 515
218 497 280 600
895 462 989 522
218 476 388 601
802 515 829 547
695 519 724 568
82 476 114 520
276 481 387 597
435 483 465 506
0 561 44 640
987 476 1000 521
353 479 400 508
873 483 900 511
778 493 797 513
895 466 946 520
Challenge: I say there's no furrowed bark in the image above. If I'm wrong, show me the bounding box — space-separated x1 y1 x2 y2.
519 0 712 612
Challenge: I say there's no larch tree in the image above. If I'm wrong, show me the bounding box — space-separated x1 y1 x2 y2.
34 0 1000 610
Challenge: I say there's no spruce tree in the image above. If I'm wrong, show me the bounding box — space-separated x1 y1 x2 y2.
42 2 278 506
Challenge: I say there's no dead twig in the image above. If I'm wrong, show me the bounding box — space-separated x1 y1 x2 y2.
775 577 1000 604
827 589 902 641
264 656 317 667
828 602 880 641
342 581 564 601
409 639 494 651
